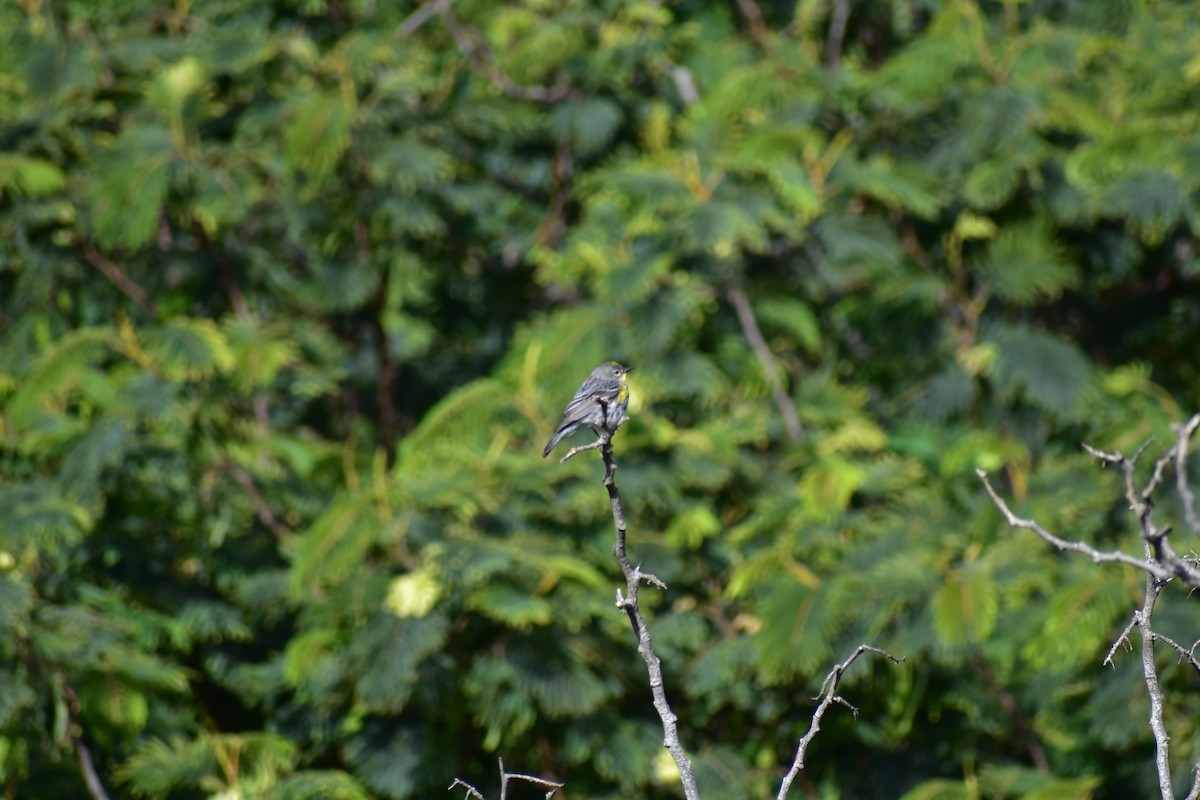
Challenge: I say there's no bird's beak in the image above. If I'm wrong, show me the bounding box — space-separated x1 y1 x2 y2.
624 366 634 373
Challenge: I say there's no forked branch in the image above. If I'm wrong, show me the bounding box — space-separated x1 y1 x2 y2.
979 414 1200 799
448 757 564 800
776 645 903 800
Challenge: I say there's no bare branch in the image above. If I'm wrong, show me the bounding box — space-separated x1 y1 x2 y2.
534 138 574 248
1079 441 1200 586
1103 612 1139 668
671 66 699 105
559 437 606 463
776 644 903 800
447 778 486 800
1175 413 1200 536
398 0 452 37
995 420 1200 796
586 430 700 800
826 0 850 66
82 245 155 317
727 288 804 442
227 465 291 541
971 652 1049 771
1150 631 1200 674
371 270 399 468
1097 560 1175 799
73 737 112 800
976 469 1173 581
1139 577 1173 800
498 757 564 800
398 0 579 102
438 7 580 103
447 758 563 800
54 672 112 800
1186 762 1200 800
734 0 769 47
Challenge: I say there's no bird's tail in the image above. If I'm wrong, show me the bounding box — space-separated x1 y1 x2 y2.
542 427 570 458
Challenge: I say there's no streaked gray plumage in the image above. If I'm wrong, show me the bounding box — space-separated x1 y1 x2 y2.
542 361 632 458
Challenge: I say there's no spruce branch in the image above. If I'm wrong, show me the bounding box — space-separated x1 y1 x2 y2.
776 644 903 800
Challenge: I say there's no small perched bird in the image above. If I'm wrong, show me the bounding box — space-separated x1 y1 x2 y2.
542 361 633 458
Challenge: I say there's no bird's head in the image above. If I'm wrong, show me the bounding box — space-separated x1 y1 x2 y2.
599 361 632 379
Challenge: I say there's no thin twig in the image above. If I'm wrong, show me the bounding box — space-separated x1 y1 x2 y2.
371 270 399 467
447 758 563 800
989 425 1200 797
735 0 769 47
825 0 850 66
1103 612 1139 668
776 644 903 800
1150 630 1200 674
534 138 574 248
671 66 699 105
398 0 452 37
447 778 486 799
727 288 804 442
498 757 564 800
438 7 580 103
73 737 112 800
397 0 579 102
559 438 606 463
971 652 1049 772
1080 442 1200 586
1175 414 1200 536
82 245 155 316
212 245 269 427
56 673 112 800
591 431 699 800
227 465 290 541
976 469 1173 581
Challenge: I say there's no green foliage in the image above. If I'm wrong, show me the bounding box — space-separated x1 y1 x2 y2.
119 733 298 796
3 0 1200 798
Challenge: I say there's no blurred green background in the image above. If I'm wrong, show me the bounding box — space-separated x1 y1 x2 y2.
3 0 1199 797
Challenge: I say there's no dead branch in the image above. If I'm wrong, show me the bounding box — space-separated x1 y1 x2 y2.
776 644 903 800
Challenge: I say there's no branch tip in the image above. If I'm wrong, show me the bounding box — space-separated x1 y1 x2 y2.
776 644 901 800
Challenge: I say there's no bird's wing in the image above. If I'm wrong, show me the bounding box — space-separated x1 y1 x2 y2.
555 379 619 427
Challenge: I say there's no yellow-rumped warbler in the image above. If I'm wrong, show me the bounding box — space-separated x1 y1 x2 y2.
542 361 633 458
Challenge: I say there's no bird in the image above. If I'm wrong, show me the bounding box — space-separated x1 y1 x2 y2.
542 361 633 458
